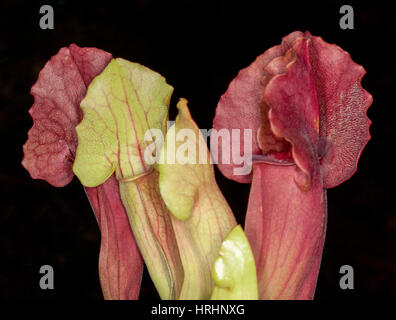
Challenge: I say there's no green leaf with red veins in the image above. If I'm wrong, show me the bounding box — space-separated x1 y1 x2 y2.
73 58 172 186
158 99 237 299
73 58 183 299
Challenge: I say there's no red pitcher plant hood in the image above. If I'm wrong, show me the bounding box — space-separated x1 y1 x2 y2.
213 31 372 299
22 44 143 300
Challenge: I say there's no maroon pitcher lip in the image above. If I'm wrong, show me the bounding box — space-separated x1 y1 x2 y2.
252 154 294 166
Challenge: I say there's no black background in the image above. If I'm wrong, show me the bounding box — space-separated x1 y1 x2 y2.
0 0 394 300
